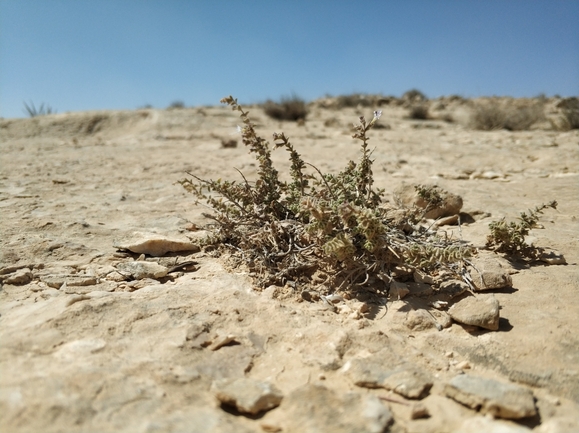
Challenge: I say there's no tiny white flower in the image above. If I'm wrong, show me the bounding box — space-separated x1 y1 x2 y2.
373 110 382 119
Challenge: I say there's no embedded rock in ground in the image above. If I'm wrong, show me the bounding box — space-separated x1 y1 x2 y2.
390 281 410 299
116 261 168 280
343 350 432 399
265 383 393 433
42 274 98 288
405 309 438 331
211 378 283 415
469 255 513 290
534 416 579 433
381 368 433 399
113 231 200 256
448 294 500 331
394 183 463 219
2 267 33 285
454 415 532 433
444 374 537 419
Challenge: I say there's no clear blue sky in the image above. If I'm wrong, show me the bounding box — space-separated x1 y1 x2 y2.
1 0 578 118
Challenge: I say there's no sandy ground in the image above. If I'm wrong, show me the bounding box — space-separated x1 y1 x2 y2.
1 99 578 432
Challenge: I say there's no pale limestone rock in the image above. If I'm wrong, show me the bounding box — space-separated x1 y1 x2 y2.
211 378 283 415
116 261 168 280
469 256 513 290
454 415 531 432
444 374 536 419
449 294 500 331
113 231 200 256
269 383 393 433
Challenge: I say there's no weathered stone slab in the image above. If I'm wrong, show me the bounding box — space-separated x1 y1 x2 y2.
266 384 393 433
469 256 512 290
42 274 98 289
449 294 500 331
116 261 168 280
444 374 536 419
113 231 200 256
211 378 283 415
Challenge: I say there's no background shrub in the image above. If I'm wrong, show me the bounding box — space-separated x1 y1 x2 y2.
470 99 544 131
408 104 430 120
263 95 308 121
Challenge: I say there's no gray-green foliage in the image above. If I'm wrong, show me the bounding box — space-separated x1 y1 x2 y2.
179 96 474 293
486 201 558 257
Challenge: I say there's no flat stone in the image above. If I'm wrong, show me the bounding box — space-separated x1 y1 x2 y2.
439 279 469 299
449 294 500 331
444 374 537 419
538 250 566 265
381 368 433 399
211 378 283 415
454 415 532 432
469 256 513 290
116 261 168 280
342 349 405 389
389 281 409 299
3 268 33 285
269 383 393 433
42 274 98 289
113 231 200 257
405 309 438 331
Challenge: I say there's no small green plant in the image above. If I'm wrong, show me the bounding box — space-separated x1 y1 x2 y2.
263 94 308 121
486 201 557 257
179 96 474 294
23 101 56 117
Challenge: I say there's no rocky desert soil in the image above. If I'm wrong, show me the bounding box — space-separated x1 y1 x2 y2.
1 97 578 433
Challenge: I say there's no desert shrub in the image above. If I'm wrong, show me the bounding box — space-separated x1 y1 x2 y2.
408 104 430 120
168 100 185 109
486 201 557 258
179 96 475 295
470 100 545 131
263 95 308 121
555 97 579 130
335 93 374 108
23 101 56 117
402 89 427 103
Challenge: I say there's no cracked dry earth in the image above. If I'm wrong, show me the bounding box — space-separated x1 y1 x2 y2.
1 100 578 433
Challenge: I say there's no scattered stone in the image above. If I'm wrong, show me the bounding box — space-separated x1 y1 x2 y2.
439 279 469 299
381 368 433 399
113 231 200 257
538 250 566 265
116 261 168 280
413 270 435 285
394 183 463 219
0 263 35 275
211 378 283 415
406 282 434 297
405 309 438 331
454 415 532 432
209 334 239 351
444 374 536 419
390 281 409 299
456 360 471 370
3 268 33 285
269 384 393 433
410 402 430 419
342 350 404 389
42 274 98 289
448 294 500 331
430 309 453 329
469 256 513 290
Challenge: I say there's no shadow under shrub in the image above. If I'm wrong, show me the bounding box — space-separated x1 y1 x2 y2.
263 95 308 121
